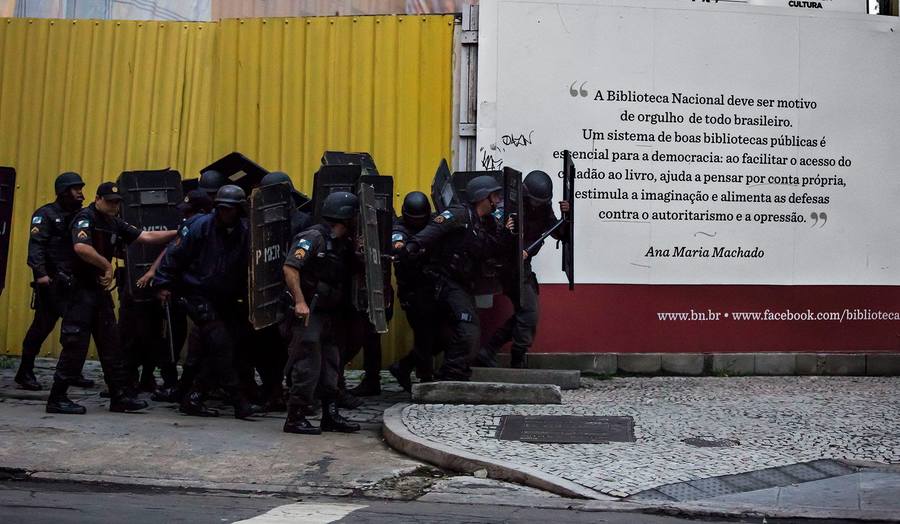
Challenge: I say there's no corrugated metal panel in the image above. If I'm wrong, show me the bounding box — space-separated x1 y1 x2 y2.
0 15 454 362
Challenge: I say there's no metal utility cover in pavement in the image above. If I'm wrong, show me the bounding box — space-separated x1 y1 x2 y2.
497 415 635 444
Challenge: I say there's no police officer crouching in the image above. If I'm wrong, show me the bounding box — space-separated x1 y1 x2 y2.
282 191 361 435
388 191 439 391
403 176 514 381
46 182 177 414
18 172 88 391
153 185 256 419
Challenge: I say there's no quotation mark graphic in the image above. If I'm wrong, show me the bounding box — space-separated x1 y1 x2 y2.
569 81 589 97
810 212 827 228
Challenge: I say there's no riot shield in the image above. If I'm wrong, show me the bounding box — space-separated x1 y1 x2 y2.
357 175 393 251
431 159 455 213
356 183 388 333
311 165 361 222
321 151 379 176
201 152 269 194
451 170 502 205
562 150 576 290
249 182 293 329
117 169 184 302
503 167 525 301
0 167 16 296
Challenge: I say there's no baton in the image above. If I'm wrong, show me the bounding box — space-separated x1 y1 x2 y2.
525 218 566 257
163 299 176 364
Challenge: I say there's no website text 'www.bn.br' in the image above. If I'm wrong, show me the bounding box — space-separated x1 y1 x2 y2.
657 309 900 322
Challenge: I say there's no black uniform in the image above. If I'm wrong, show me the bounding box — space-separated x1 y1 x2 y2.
21 202 79 367
406 205 510 380
390 216 440 383
281 224 353 409
483 202 567 365
153 211 249 407
54 204 140 393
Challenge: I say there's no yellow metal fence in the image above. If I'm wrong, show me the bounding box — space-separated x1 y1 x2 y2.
0 15 455 361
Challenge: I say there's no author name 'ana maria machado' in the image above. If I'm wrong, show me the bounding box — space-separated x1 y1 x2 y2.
645 246 765 258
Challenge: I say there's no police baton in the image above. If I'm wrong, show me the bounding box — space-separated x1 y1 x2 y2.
525 218 566 257
163 299 176 364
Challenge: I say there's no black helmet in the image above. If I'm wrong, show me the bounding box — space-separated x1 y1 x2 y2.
321 191 359 221
214 184 246 207
524 170 553 204
199 169 228 195
401 191 431 220
466 175 502 203
54 172 85 195
260 171 294 189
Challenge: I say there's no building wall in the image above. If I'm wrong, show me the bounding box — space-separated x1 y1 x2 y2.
0 15 455 359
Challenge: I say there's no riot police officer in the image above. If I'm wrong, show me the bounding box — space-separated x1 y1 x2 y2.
282 191 361 435
478 170 570 368
153 185 256 419
260 171 313 235
17 172 88 391
404 176 514 381
388 191 439 391
47 182 177 414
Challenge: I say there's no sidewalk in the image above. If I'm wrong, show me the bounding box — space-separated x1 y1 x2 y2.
0 358 426 498
383 375 900 521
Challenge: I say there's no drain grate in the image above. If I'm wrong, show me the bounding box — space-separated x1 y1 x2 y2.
682 436 740 448
625 459 859 502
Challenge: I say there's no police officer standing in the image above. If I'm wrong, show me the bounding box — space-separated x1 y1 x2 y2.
281 191 361 435
153 185 256 419
17 172 89 391
477 170 570 368
388 191 439 391
46 182 177 414
403 176 514 381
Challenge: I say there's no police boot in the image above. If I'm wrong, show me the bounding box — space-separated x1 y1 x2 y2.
71 374 95 389
180 391 219 417
348 374 381 397
15 356 42 391
320 400 360 433
283 405 321 435
109 390 149 413
510 349 528 369
336 389 363 410
150 386 177 403
389 362 412 393
46 382 86 415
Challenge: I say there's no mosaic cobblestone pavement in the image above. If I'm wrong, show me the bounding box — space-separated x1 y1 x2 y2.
400 376 900 498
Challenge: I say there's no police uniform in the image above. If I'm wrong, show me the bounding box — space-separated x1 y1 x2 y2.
389 216 440 388
18 201 80 388
483 201 568 368
405 204 509 381
281 224 353 413
153 209 253 418
53 202 141 403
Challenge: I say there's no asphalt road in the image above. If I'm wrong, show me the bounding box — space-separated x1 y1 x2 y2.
0 480 760 524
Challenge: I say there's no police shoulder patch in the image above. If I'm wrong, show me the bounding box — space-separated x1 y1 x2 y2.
30 226 40 235
180 226 190 237
295 238 312 250
31 216 42 224
391 232 404 243
76 219 90 229
77 230 88 240
293 248 307 260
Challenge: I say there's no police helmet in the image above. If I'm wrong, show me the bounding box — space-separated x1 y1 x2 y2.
54 172 85 195
401 191 431 220
260 171 295 189
523 170 553 204
214 184 246 207
466 175 502 203
321 191 359 221
199 169 228 195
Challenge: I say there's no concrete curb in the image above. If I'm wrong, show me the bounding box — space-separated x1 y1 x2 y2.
381 403 612 500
